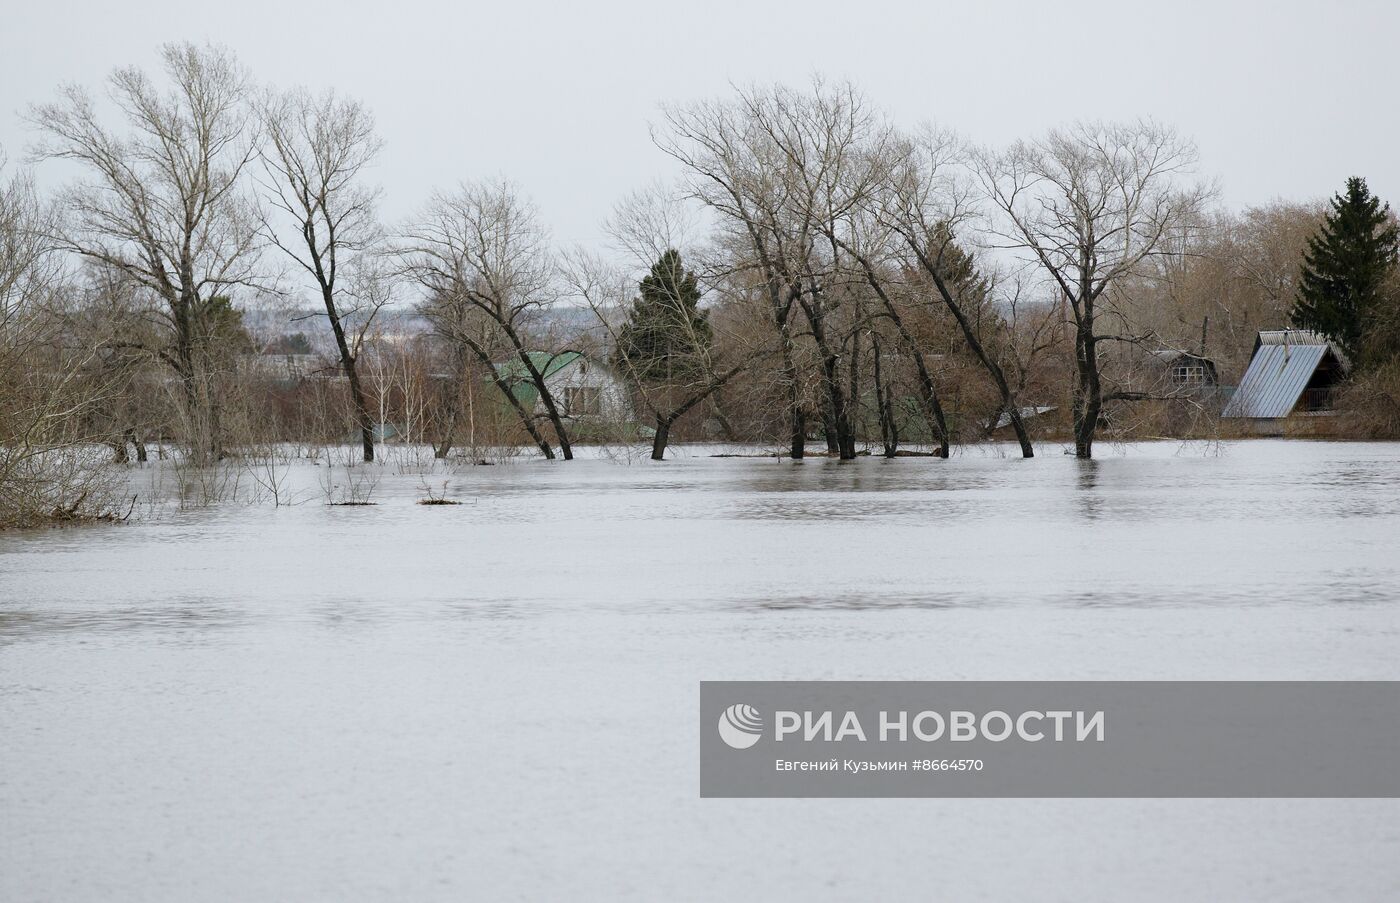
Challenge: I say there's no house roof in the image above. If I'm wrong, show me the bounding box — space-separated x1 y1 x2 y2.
1257 329 1329 347
1222 331 1340 419
1149 349 1214 365
492 351 584 411
492 351 583 384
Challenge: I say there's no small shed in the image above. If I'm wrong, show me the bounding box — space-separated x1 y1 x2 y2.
1221 330 1348 427
1150 350 1219 389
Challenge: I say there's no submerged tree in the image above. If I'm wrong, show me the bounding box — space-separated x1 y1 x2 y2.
1292 177 1399 365
400 180 573 459
977 121 1211 458
1 157 120 526
28 42 261 462
659 80 905 460
571 239 749 460
259 87 388 462
874 129 1033 456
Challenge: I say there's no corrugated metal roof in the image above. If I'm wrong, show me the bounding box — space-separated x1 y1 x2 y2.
1221 342 1327 419
492 351 584 411
1257 329 1328 346
493 351 582 384
1256 328 1352 370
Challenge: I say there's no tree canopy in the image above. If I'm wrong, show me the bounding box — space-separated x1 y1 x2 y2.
1292 177 1399 364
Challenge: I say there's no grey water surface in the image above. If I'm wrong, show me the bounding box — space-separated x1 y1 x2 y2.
3 441 1399 901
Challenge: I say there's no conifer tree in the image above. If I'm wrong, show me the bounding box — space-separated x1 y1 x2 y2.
614 250 712 382
1292 177 1399 363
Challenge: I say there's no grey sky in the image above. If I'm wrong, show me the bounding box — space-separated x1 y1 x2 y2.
2 0 1396 251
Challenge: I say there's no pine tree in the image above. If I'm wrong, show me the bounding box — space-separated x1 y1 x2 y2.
1292 177 1399 363
614 250 712 382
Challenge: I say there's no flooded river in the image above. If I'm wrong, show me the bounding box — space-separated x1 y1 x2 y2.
3 441 1399 900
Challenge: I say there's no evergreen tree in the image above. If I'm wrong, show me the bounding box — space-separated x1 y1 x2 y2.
1292 177 1399 363
200 295 255 354
614 249 712 382
926 222 991 310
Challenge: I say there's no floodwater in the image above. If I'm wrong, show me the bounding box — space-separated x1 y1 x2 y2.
2 440 1399 901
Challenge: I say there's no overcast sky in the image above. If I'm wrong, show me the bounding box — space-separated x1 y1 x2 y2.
2 0 1396 253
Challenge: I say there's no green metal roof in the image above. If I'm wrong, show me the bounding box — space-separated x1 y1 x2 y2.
493 351 583 408
493 351 581 382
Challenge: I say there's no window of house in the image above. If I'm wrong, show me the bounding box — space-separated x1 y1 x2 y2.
564 386 602 416
1171 365 1205 385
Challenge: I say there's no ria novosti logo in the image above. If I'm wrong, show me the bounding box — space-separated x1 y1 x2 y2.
717 704 763 749
717 701 1107 750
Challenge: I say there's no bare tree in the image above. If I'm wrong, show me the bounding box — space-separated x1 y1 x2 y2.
735 80 885 461
65 263 167 463
1 156 121 526
873 127 1033 456
657 88 821 458
1128 201 1324 379
975 121 1211 457
833 204 952 457
27 42 261 462
660 80 965 460
399 180 573 458
416 291 553 459
258 87 387 461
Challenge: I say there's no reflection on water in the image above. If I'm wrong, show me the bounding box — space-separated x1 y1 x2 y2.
1074 460 1102 520
0 600 246 641
734 591 975 611
4 442 1400 634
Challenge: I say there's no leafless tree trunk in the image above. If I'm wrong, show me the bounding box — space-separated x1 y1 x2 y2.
871 333 898 457
844 244 951 456
647 364 746 460
426 310 555 459
871 128 1033 456
258 87 388 462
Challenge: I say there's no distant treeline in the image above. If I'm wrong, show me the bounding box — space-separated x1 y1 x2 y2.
3 44 1399 526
